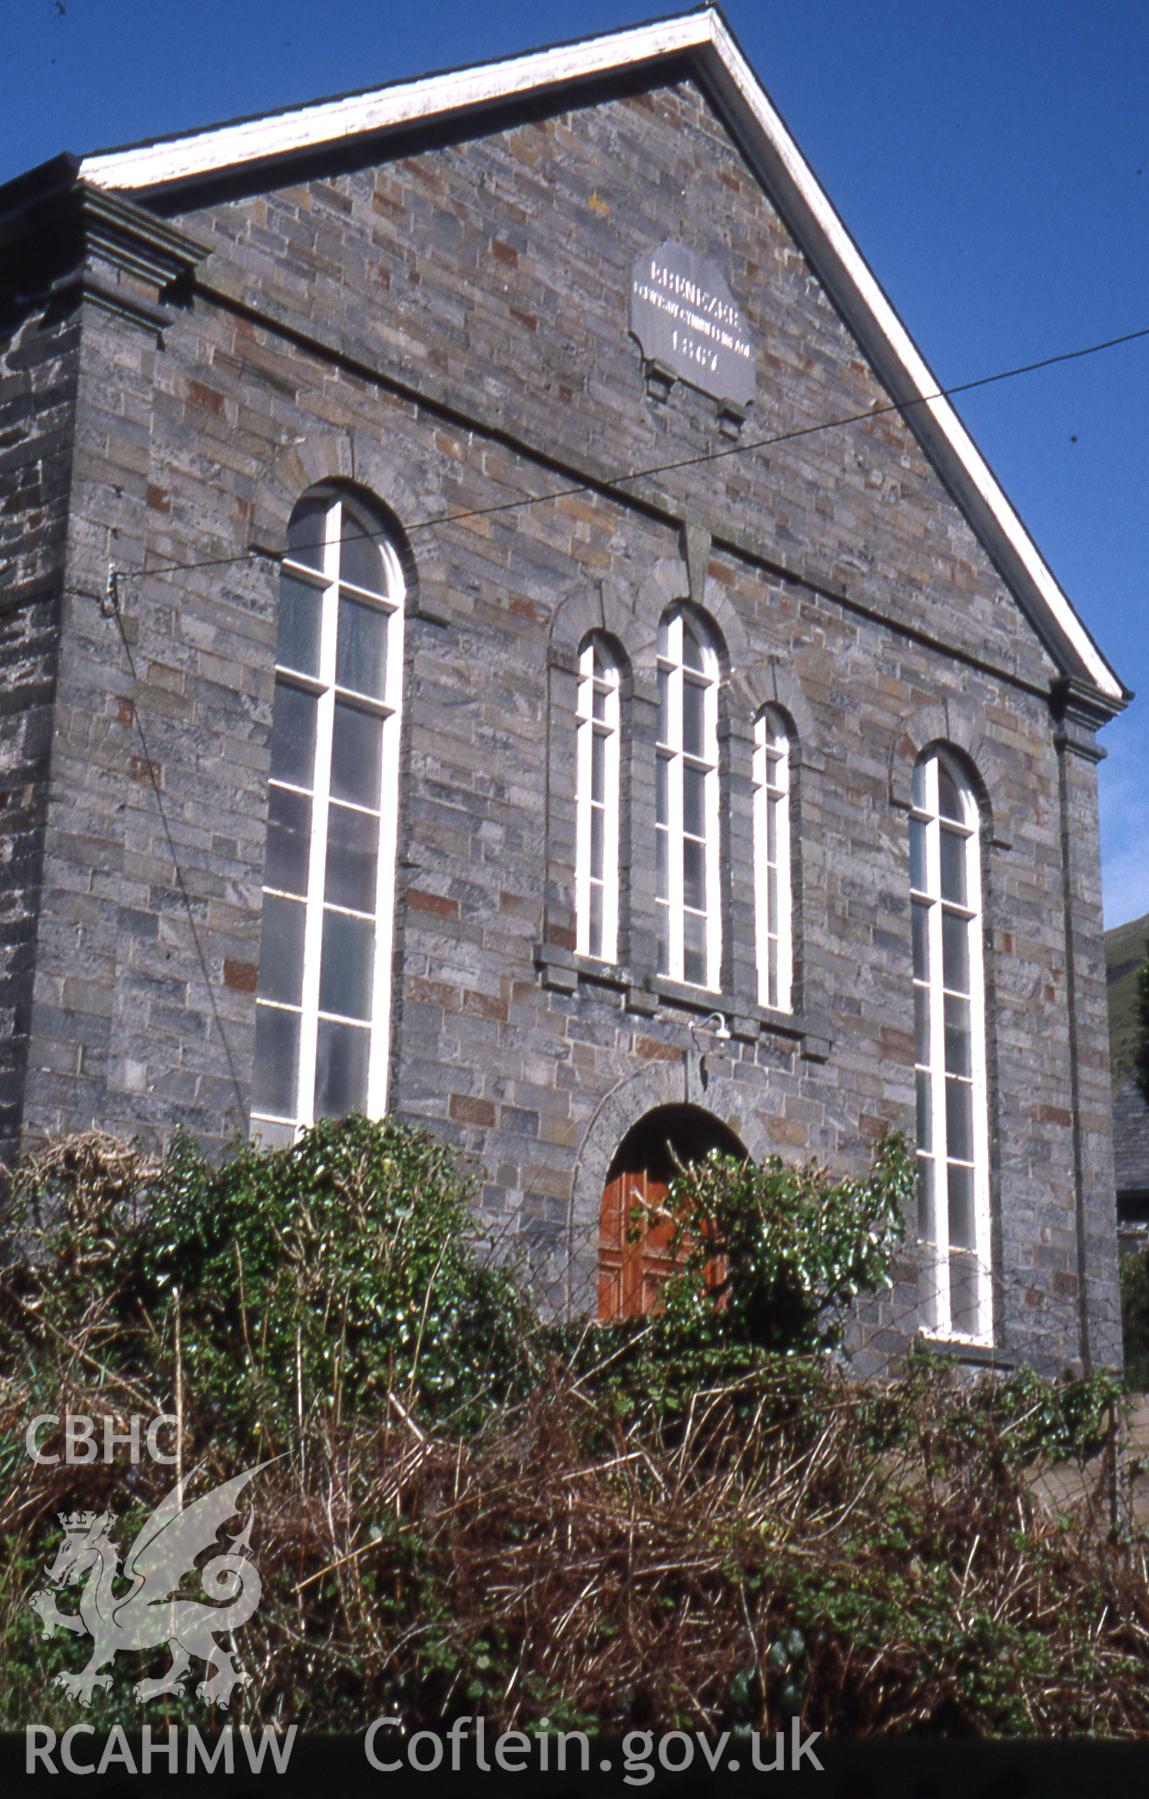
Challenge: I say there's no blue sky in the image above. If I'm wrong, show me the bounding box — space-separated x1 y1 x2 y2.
4 0 1146 925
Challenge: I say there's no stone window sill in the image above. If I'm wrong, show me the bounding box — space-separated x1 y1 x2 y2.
917 1331 1015 1372
534 942 831 1062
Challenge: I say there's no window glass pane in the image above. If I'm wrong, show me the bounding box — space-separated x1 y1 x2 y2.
946 1077 974 1162
656 905 669 973
940 828 967 905
917 1155 937 1242
681 760 705 838
949 1250 979 1336
911 757 928 812
767 952 778 1011
948 1163 976 1250
683 681 705 759
937 758 964 824
657 668 669 746
914 982 930 1066
265 785 312 896
339 506 384 594
325 802 379 913
767 865 779 930
682 617 706 672
944 993 972 1077
942 910 970 995
589 883 604 958
591 728 607 805
314 1019 370 1118
683 910 707 985
655 826 668 901
656 754 669 826
252 1004 300 1119
909 816 926 891
592 681 609 722
258 894 306 1006
336 595 387 698
916 1070 932 1151
319 910 375 1021
277 572 322 676
285 496 326 573
269 681 317 790
590 805 605 882
766 791 778 864
911 899 929 980
330 702 383 809
683 837 704 910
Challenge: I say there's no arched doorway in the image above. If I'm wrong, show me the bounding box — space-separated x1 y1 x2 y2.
597 1105 747 1322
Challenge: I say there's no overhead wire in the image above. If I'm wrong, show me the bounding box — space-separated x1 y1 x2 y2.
106 584 247 1123
110 320 1149 585
97 316 1147 1139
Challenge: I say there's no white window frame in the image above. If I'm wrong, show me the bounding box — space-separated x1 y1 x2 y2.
575 635 621 963
655 607 721 990
252 490 404 1143
910 747 992 1344
753 707 792 1011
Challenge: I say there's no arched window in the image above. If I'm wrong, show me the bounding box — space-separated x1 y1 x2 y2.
656 607 721 988
575 634 621 963
252 488 405 1145
753 706 792 1011
910 747 990 1341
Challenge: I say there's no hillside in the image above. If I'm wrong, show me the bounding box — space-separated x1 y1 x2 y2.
1106 911 1149 1090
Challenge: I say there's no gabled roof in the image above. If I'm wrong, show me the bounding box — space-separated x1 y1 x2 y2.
1116 1080 1149 1201
76 6 1124 703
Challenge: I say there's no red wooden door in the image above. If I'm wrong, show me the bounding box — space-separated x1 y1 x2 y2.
597 1166 678 1321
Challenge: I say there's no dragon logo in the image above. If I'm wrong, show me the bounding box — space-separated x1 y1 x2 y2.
27 1460 271 1709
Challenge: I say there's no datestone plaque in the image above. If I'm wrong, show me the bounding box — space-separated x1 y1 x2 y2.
629 241 756 408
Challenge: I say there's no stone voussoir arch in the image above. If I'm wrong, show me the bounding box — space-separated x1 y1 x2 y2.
735 660 822 766
250 428 428 602
548 581 637 672
889 694 1014 848
567 1059 780 1251
625 558 752 681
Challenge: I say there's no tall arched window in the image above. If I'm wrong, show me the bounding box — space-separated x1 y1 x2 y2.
656 607 721 988
252 488 405 1145
910 747 990 1341
576 634 621 963
753 706 792 1011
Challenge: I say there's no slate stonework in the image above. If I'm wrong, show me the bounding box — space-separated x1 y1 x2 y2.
0 66 1124 1373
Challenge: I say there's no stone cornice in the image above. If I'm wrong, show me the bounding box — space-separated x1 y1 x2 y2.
74 184 208 293
0 162 208 334
1051 675 1125 763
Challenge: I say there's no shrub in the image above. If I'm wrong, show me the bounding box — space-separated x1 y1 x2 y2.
1121 1245 1149 1392
653 1128 914 1355
1 1116 537 1444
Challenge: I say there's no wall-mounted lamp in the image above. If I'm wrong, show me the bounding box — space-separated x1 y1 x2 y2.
690 1011 731 1057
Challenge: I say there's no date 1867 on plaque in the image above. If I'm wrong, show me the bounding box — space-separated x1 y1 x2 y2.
628 241 756 412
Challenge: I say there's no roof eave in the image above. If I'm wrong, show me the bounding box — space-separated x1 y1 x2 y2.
72 6 1125 706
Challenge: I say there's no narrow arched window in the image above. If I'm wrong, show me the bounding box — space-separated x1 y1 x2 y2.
656 607 721 989
576 634 621 963
910 748 990 1341
753 707 792 1011
252 488 405 1145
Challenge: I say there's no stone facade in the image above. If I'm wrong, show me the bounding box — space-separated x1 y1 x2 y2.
0 17 1126 1372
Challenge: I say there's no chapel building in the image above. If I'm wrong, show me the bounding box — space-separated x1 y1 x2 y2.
0 10 1127 1372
